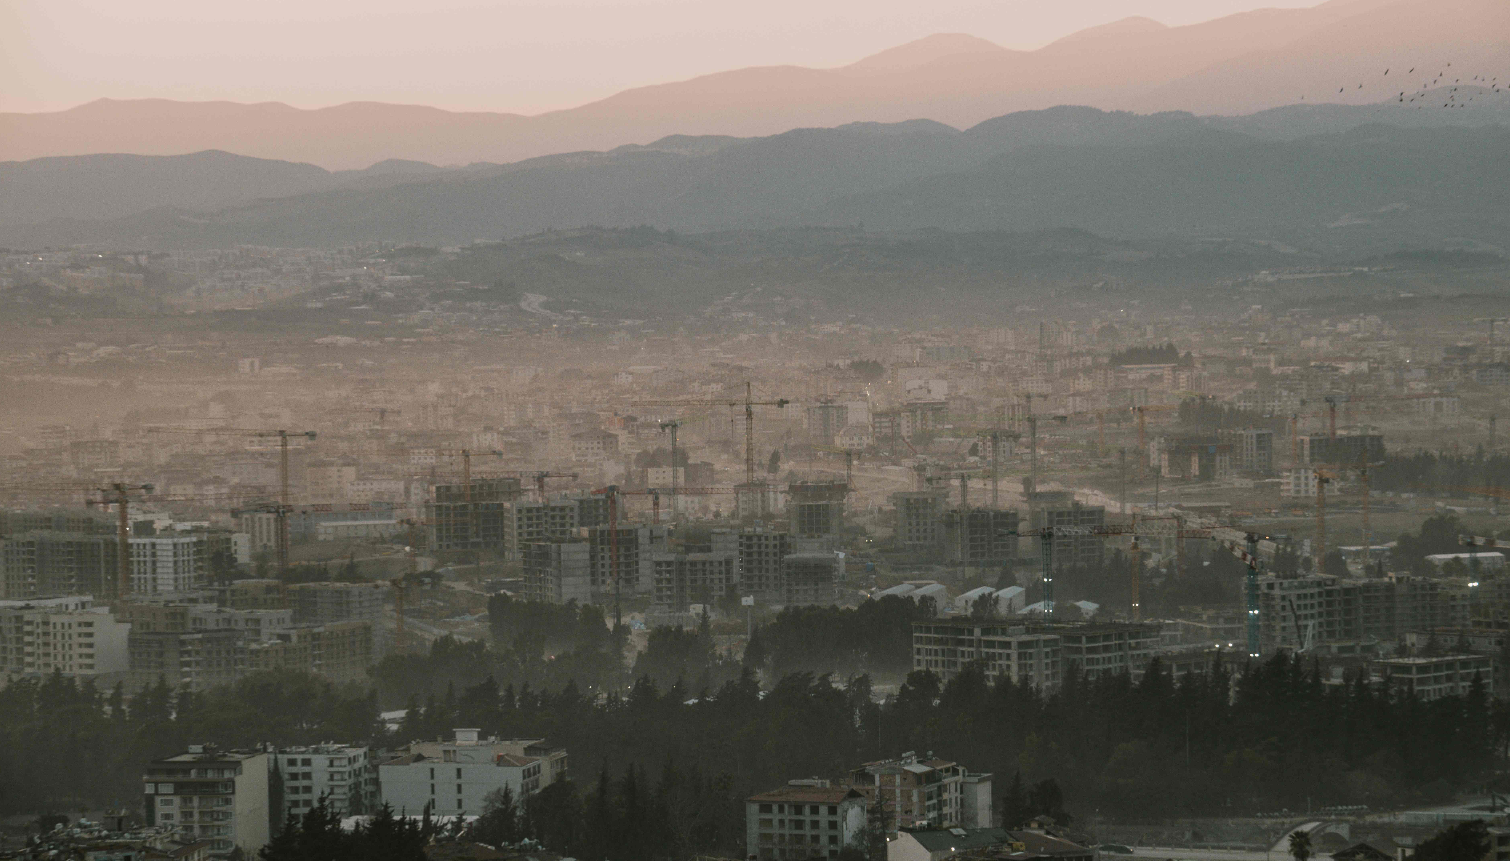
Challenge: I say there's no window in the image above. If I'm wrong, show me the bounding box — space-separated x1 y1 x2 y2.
828 820 837 831
159 798 175 807
827 806 837 815
430 784 435 795
456 768 462 779
810 805 819 815
456 800 463 810
792 820 803 831
828 836 838 845
457 784 463 795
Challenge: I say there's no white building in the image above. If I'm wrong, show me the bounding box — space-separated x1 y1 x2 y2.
274 744 378 817
144 746 270 858
378 730 568 817
131 535 205 594
0 595 131 678
1281 467 1318 498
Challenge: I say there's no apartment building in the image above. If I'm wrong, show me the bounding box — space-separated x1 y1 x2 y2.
745 782 868 861
847 752 991 830
273 744 378 817
943 508 1019 567
1029 496 1106 570
912 620 1161 688
428 478 524 554
1218 427 1276 475
523 539 592 604
1258 574 1468 653
288 580 389 657
586 524 667 597
783 552 844 606
378 730 567 816
715 527 792 601
130 629 245 691
891 491 949 553
651 551 737 611
1375 654 1493 701
130 534 209 595
245 621 374 683
0 595 131 679
788 481 847 540
144 746 270 858
505 496 609 557
0 530 118 599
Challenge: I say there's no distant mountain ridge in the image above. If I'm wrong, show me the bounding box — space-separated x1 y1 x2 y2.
4 102 1507 256
2 0 1505 169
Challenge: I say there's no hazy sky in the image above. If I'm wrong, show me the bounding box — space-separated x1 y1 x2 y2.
3 0 1327 115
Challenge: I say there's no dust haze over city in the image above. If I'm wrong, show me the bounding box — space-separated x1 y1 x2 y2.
2 0 1510 860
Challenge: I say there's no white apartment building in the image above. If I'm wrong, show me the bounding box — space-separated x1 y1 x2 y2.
275 744 378 817
378 730 568 816
0 595 131 678
131 535 205 594
144 747 270 858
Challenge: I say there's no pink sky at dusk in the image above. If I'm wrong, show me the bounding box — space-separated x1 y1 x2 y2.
3 0 1329 115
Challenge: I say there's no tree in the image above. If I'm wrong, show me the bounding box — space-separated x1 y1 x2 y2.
1289 830 1313 861
471 786 521 848
1415 820 1490 861
767 450 782 474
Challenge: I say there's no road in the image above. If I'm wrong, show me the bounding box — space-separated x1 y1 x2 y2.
1128 848 1274 861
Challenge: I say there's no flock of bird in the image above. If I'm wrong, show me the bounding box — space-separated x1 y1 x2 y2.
1299 61 1506 110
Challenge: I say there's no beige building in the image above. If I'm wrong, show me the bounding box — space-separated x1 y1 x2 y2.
0 595 131 679
144 747 270 858
745 782 868 861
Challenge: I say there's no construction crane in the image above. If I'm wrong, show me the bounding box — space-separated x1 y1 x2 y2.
660 421 682 516
630 382 790 513
432 449 504 505
87 482 154 600
1322 395 1351 441
147 427 316 577
813 446 861 487
1313 466 1338 573
1125 519 1268 659
528 471 579 503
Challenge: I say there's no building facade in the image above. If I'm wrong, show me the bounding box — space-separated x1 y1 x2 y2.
274 744 378 817
0 595 131 679
745 782 868 861
378 730 567 817
144 747 270 858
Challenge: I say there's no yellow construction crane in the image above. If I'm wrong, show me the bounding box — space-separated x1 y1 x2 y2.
146 427 316 577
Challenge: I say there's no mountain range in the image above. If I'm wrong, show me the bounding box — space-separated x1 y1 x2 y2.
4 101 1508 255
3 0 1506 169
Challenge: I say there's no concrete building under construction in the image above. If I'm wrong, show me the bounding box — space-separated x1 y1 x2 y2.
788 481 847 540
428 477 524 554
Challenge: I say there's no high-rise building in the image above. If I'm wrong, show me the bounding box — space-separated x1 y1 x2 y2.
144 746 271 858
523 540 592 604
943 509 1019 566
505 495 609 558
890 491 949 554
287 581 389 657
1218 427 1275 475
0 531 118 599
788 482 847 541
428 478 524 554
273 744 379 818
1028 495 1106 570
651 551 737 611
0 595 131 678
